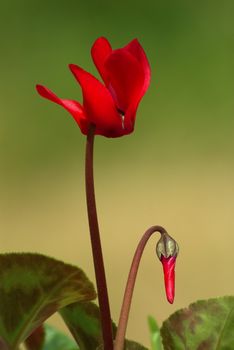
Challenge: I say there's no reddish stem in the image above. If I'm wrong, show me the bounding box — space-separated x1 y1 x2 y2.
114 225 167 350
85 124 113 350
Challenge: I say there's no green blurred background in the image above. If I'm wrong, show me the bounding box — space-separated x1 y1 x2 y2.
1 0 234 346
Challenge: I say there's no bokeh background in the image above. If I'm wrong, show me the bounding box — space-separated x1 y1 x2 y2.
1 0 234 347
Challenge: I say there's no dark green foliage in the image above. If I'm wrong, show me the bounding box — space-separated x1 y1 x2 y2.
161 296 234 349
60 302 103 350
60 301 148 350
0 253 96 349
2 253 234 349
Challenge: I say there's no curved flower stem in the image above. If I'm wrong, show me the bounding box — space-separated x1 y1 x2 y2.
114 225 168 350
85 124 113 350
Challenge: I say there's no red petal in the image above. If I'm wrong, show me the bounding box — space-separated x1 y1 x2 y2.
69 64 129 137
92 38 151 134
105 50 145 112
161 256 176 304
124 39 151 96
91 37 112 85
36 85 89 134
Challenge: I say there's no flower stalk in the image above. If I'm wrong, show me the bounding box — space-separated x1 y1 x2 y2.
114 226 178 350
85 124 113 350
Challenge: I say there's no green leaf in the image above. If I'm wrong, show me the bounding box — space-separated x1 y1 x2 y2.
41 324 79 350
148 316 163 350
161 296 234 349
123 340 149 350
60 302 148 350
59 302 103 350
0 253 96 350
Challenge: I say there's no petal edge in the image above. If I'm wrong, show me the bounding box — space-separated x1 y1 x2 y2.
91 37 112 84
36 84 88 134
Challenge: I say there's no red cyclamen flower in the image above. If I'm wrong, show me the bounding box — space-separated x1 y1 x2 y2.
36 37 150 138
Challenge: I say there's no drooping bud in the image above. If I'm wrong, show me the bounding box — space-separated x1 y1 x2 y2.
160 255 176 304
156 233 179 304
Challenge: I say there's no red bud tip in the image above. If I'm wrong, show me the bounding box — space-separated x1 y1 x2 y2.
161 256 176 304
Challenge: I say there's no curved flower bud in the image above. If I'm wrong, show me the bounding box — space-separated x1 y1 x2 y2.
156 233 179 304
36 37 150 138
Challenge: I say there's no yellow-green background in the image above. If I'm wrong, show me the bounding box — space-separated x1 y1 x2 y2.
1 0 234 347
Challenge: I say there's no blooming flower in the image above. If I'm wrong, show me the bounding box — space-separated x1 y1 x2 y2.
36 37 150 138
